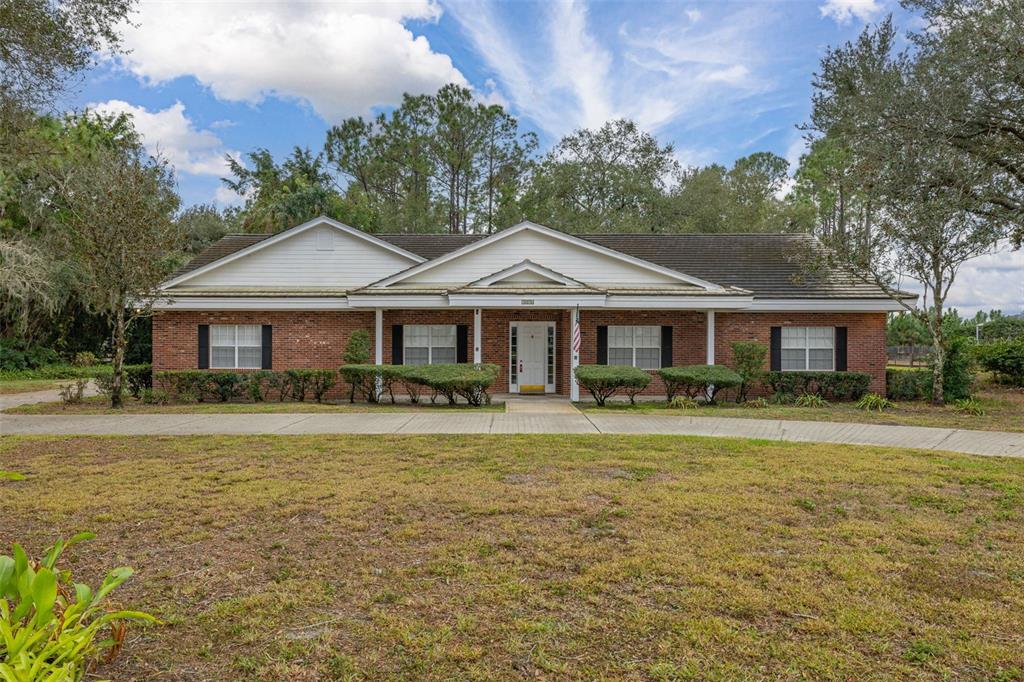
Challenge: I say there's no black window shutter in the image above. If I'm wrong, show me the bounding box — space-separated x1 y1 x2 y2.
769 326 781 372
197 324 209 369
392 325 403 364
456 325 469 363
261 325 273 369
596 326 608 365
834 326 848 371
661 326 673 368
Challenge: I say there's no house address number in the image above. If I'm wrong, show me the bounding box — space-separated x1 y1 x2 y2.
520 299 534 305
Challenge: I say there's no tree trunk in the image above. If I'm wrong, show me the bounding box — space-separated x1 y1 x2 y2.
111 302 127 409
929 298 945 406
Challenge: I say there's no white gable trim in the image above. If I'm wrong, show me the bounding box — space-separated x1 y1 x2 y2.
468 259 586 287
369 221 725 290
159 216 424 290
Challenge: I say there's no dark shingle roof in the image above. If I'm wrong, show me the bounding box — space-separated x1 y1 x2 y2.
171 230 893 299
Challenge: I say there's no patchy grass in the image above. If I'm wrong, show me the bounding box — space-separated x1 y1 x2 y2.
0 378 67 395
2 434 1023 680
5 395 504 414
585 385 1024 433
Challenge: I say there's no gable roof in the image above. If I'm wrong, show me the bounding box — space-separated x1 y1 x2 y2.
368 221 725 290
162 216 423 288
467 259 588 287
170 224 901 299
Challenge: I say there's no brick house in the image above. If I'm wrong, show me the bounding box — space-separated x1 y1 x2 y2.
153 217 912 398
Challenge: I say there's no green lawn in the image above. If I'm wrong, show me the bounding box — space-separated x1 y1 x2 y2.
2 435 1022 680
583 385 1024 433
0 378 66 395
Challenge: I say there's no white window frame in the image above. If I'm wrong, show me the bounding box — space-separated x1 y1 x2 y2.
210 324 262 369
403 324 457 366
608 325 662 370
780 326 835 372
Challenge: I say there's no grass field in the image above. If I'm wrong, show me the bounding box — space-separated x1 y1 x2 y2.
2 435 1022 680
586 385 1024 433
0 379 66 395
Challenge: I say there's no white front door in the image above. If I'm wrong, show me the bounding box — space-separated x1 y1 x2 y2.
510 322 555 394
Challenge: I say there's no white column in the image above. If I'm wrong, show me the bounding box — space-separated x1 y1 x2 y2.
706 310 715 364
374 308 383 399
570 308 580 401
473 308 482 364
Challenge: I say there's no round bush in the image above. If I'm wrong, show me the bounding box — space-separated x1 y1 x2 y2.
657 364 742 404
574 365 651 405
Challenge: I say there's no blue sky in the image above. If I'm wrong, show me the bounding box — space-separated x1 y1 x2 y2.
70 0 1021 314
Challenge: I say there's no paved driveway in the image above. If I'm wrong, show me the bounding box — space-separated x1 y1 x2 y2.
2 411 1021 458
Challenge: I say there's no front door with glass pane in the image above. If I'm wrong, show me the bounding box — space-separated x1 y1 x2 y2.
509 322 555 394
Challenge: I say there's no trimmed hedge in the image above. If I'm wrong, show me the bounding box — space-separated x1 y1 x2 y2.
574 365 651 406
658 364 742 404
92 364 153 399
339 363 500 406
156 369 339 403
0 364 112 381
973 338 1024 386
886 367 932 400
763 371 871 401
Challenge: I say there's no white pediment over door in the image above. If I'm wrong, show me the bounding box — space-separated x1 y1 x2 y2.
468 260 587 288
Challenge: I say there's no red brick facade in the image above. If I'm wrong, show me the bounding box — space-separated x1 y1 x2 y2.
152 308 888 397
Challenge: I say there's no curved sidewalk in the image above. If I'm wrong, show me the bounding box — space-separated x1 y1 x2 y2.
1 411 1021 458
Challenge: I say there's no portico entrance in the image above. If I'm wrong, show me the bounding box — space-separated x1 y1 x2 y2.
509 321 556 394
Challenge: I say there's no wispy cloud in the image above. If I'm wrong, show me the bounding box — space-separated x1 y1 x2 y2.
819 0 884 24
445 0 774 142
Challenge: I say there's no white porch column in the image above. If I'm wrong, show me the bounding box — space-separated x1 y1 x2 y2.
473 308 482 364
706 310 716 364
570 308 580 401
374 308 383 399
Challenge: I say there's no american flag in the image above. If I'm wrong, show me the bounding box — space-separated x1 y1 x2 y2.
572 310 581 354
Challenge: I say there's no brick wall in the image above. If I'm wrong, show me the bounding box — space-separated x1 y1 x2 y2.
152 308 889 399
714 311 887 394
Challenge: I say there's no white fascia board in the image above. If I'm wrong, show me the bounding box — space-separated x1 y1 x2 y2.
746 298 910 312
604 295 754 309
152 296 351 310
369 221 724 290
159 216 424 290
468 259 586 287
447 293 607 308
346 294 450 308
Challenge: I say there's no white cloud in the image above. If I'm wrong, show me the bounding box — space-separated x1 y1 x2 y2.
113 1 466 122
819 0 883 24
446 1 771 139
896 242 1024 316
214 185 244 207
89 99 239 177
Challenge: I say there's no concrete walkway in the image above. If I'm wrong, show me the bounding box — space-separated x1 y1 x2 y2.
0 384 98 411
1 410 1021 457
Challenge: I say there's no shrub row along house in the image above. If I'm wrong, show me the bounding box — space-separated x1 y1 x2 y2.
153 218 913 399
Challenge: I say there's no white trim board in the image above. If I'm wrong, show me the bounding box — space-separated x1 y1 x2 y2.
153 296 351 310
366 221 725 290
746 298 909 312
160 216 424 290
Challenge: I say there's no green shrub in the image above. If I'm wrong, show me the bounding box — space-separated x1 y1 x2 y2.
973 337 1024 386
730 341 767 403
887 367 932 400
125 364 152 398
952 397 985 416
934 336 974 401
857 393 896 412
667 395 699 409
763 371 871 400
574 365 652 406
344 330 372 365
657 365 742 404
0 533 156 679
405 364 500 406
742 397 770 409
207 372 245 402
142 388 170 405
307 369 337 402
73 351 98 367
795 393 829 408
58 379 89 406
155 370 212 401
0 339 60 371
243 371 273 402
339 364 382 403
